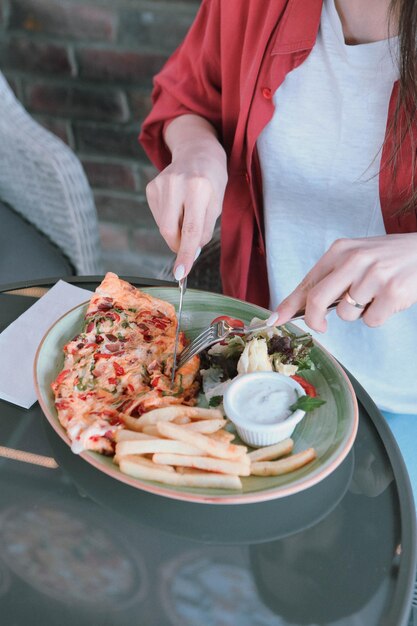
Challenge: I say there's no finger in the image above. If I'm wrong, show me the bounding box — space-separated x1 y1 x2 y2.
302 276 351 330
145 179 163 230
303 267 369 327
146 177 183 252
174 183 211 277
283 240 377 330
159 175 184 252
276 269 327 330
336 287 372 322
146 187 183 252
276 245 345 327
360 277 408 327
346 263 411 327
338 260 390 325
361 293 394 328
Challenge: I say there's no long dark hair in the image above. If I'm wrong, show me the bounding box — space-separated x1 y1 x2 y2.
388 0 417 213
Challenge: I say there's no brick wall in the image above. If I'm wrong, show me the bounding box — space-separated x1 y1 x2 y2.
0 0 200 278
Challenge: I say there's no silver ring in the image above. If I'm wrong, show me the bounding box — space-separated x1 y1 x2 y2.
344 291 367 310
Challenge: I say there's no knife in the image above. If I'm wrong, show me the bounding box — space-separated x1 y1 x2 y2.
171 275 187 387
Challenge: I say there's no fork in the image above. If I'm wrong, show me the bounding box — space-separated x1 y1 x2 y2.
176 299 341 370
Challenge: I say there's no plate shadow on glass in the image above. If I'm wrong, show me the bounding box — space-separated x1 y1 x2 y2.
44 419 354 546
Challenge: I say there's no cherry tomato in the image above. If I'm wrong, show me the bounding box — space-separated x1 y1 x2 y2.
290 375 317 397
211 315 244 328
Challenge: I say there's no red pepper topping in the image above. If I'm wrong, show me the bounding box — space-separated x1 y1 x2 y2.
113 362 125 376
78 392 93 401
105 312 120 322
151 376 160 388
108 377 118 385
78 392 93 400
152 319 169 330
94 353 114 361
55 400 69 410
86 321 95 333
97 302 113 311
55 369 70 385
290 375 317 397
105 334 118 342
95 335 104 344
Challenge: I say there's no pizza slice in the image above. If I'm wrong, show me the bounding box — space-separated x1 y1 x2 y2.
52 273 200 455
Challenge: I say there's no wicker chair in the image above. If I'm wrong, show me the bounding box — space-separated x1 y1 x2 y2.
0 72 102 275
158 229 222 293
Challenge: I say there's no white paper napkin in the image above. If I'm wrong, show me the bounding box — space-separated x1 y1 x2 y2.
0 281 93 408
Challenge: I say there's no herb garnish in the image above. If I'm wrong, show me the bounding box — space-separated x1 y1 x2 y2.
289 396 326 412
208 395 223 408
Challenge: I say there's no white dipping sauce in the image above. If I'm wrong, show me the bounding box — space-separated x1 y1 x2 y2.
228 376 298 425
224 372 307 447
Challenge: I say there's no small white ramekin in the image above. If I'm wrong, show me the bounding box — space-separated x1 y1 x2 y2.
223 371 306 447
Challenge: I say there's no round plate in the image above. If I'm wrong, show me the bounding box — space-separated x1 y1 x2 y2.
34 287 358 505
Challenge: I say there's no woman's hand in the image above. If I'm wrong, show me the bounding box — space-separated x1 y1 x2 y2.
145 115 228 280
275 233 417 331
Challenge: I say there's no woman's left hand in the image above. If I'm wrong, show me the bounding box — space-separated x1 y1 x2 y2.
275 233 417 332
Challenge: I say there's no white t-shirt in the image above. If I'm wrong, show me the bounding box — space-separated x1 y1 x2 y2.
257 0 417 413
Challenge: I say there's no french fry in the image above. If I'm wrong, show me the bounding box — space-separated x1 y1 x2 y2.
176 466 196 474
183 418 226 433
153 453 250 476
173 416 192 425
248 438 294 462
116 430 156 442
134 406 223 427
142 425 162 437
116 439 204 457
119 454 175 472
157 421 247 460
209 430 236 443
250 448 317 476
116 404 316 490
119 456 242 489
119 412 144 432
175 467 234 477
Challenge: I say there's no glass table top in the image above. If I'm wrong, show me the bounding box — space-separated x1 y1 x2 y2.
0 280 415 626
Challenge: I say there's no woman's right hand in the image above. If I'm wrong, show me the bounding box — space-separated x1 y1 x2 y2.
145 115 228 280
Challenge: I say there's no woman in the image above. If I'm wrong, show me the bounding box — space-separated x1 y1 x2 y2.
140 0 417 506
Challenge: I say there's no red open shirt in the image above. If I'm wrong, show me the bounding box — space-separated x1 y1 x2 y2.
140 0 417 308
